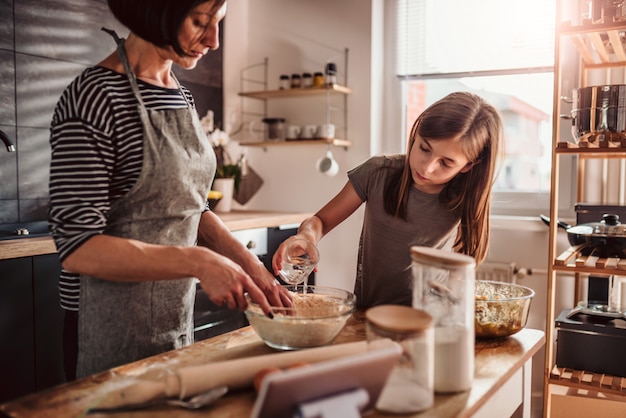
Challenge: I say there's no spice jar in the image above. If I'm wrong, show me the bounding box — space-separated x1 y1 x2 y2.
313 72 325 87
325 63 337 86
302 72 313 88
411 246 475 393
366 305 434 414
279 74 290 90
290 74 301 89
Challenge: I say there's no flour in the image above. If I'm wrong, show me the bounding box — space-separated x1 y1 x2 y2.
433 326 473 393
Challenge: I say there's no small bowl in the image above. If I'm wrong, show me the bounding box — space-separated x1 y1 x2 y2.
245 285 356 350
475 280 535 338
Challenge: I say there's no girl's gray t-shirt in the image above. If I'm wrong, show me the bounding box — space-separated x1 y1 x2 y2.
347 154 459 307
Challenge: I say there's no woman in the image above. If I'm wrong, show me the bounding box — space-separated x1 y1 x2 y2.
273 92 502 308
49 0 289 378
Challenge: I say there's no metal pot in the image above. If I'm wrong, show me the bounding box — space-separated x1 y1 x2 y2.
540 213 626 257
566 84 626 144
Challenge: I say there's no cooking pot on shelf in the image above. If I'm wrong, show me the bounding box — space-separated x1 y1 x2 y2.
540 213 626 257
562 84 626 144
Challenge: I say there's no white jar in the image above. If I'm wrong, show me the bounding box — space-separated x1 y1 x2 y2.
366 305 434 413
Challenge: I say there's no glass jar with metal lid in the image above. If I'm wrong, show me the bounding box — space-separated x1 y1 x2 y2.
365 305 434 413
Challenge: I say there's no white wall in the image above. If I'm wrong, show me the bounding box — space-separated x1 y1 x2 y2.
224 0 379 292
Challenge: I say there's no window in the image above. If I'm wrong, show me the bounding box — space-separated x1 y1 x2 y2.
392 0 560 217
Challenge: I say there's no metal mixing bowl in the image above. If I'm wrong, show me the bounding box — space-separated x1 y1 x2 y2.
245 285 356 350
475 280 535 338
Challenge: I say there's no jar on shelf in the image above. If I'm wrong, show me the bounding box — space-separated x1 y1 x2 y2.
302 72 313 88
279 74 290 90
313 72 325 87
366 305 434 414
290 74 301 89
325 62 337 86
411 246 475 393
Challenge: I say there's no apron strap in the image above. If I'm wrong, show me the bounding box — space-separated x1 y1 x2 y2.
101 27 147 109
100 27 193 110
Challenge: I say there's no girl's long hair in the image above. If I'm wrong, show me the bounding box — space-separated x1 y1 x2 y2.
384 91 503 264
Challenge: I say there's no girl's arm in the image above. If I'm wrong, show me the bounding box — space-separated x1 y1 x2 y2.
272 181 363 275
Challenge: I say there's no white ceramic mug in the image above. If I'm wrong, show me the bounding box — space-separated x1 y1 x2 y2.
301 124 318 139
317 123 335 139
286 125 302 139
316 150 339 177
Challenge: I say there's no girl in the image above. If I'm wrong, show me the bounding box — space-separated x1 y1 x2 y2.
273 91 502 307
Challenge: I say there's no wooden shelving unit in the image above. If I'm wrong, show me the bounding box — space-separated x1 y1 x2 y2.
545 3 626 416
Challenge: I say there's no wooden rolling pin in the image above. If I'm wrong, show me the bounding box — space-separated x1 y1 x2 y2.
96 340 397 408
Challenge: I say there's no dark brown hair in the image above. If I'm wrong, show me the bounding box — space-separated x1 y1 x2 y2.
383 91 503 264
107 0 226 56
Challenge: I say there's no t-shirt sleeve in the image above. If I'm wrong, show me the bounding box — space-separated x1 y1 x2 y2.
347 156 378 202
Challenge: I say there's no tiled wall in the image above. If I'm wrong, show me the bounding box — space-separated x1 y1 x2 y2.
0 0 223 224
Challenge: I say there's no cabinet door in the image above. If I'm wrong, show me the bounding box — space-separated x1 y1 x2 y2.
32 253 64 391
0 258 35 403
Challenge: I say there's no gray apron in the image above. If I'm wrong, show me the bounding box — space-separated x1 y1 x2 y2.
76 33 216 378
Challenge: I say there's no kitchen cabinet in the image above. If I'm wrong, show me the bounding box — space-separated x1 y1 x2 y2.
0 254 64 404
237 53 351 149
544 3 626 416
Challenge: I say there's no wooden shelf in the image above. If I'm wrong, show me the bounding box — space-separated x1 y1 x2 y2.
556 140 626 156
240 138 351 148
554 246 626 275
550 366 626 396
238 84 352 100
561 19 626 67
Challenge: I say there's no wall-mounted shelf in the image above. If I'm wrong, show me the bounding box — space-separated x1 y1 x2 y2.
240 138 351 148
238 84 352 100
238 50 350 150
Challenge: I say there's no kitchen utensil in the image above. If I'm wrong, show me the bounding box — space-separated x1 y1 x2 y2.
565 84 626 144
278 239 319 289
411 246 475 393
316 150 339 177
86 386 228 414
244 285 355 350
540 213 626 257
474 280 535 338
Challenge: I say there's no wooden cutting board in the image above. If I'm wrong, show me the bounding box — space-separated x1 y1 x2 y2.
234 166 264 205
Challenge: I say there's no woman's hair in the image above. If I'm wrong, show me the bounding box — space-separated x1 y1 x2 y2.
107 0 226 56
384 91 503 264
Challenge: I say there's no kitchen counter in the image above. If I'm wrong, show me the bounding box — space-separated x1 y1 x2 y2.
0 311 545 418
0 211 312 260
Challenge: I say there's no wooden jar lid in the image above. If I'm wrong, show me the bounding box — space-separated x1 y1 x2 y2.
410 246 475 268
365 305 433 333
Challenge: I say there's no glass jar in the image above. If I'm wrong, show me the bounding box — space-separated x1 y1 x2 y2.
366 305 434 414
290 74 301 88
313 72 325 87
411 246 475 393
325 63 337 86
279 74 290 90
302 72 313 88
262 117 286 141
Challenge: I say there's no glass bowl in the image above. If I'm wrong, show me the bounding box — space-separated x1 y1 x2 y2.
245 285 356 350
475 280 535 338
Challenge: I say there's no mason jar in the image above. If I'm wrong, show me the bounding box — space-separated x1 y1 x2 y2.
366 305 434 413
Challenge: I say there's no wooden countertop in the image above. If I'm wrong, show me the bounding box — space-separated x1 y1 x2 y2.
0 211 312 260
0 311 545 418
